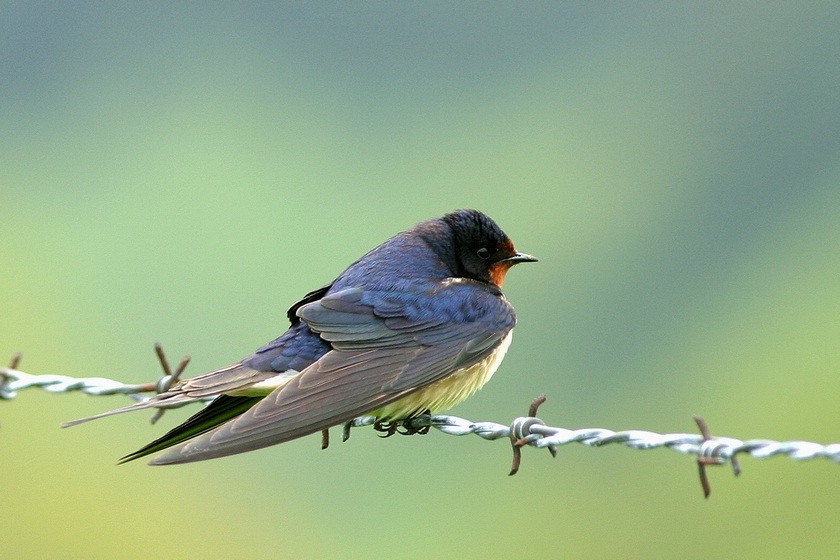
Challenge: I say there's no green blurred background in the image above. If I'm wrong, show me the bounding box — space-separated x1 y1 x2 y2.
2 3 838 559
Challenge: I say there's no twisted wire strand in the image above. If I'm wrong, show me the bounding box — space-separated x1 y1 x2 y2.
0 367 186 403
1 368 145 399
4 365 838 468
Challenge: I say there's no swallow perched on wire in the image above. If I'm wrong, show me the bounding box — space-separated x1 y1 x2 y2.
63 209 536 464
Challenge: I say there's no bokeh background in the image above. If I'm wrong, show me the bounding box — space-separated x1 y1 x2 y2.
2 3 839 559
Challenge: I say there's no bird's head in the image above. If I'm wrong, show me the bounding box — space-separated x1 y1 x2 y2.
440 209 537 288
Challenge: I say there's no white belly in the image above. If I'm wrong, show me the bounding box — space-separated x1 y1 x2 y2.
370 330 513 420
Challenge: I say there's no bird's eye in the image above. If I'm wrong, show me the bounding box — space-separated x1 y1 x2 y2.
476 247 490 260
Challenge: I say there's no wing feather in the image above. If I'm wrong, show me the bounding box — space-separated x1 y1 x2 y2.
150 283 516 464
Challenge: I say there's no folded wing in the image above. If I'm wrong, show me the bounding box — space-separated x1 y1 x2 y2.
150 282 515 464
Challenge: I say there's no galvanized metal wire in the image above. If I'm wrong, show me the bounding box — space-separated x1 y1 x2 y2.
353 414 840 463
0 367 160 401
2 354 838 495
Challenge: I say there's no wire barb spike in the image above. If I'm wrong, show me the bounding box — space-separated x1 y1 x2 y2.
148 343 191 424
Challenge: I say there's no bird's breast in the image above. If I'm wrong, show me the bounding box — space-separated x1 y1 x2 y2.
370 330 513 420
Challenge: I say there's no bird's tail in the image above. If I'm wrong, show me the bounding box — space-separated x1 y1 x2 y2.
118 395 261 463
60 394 197 428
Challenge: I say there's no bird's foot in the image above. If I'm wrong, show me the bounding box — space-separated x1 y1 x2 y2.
373 419 399 437
373 410 432 438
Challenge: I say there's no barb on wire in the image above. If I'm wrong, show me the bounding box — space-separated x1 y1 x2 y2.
2 349 839 498
0 349 199 420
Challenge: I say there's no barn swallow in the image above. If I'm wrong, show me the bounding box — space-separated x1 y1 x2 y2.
63 209 536 464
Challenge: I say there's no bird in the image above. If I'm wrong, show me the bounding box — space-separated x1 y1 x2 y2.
63 209 536 465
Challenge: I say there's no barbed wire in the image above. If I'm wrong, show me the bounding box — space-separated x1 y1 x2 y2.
2 349 838 497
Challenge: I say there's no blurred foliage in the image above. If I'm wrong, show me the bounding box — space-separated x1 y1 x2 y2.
2 3 838 559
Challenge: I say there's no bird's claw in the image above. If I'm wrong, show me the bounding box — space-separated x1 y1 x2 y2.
373 410 432 438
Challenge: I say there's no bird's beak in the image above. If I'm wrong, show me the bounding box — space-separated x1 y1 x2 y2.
500 252 538 264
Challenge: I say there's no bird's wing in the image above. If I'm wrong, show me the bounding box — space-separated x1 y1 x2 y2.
150 283 516 464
